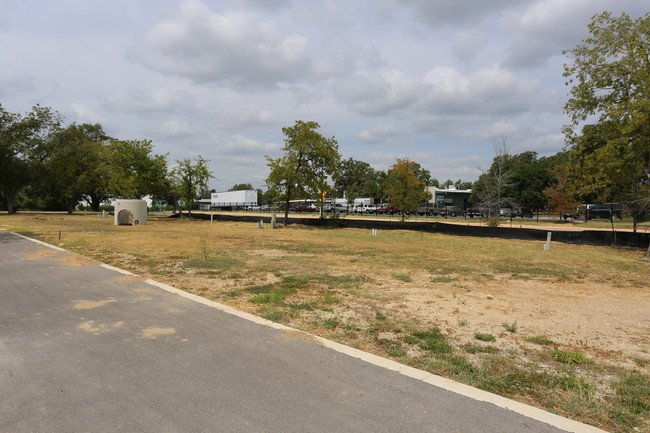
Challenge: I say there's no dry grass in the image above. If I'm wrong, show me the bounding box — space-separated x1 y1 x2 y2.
2 212 649 432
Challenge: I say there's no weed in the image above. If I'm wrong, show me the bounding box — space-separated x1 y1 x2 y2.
393 273 412 282
431 276 454 283
457 318 469 327
199 234 211 260
474 332 496 342
502 320 518 333
225 290 241 297
412 329 451 354
615 373 650 415
528 336 554 346
375 311 387 321
287 302 315 311
249 293 286 304
464 344 499 354
554 350 590 364
262 310 285 322
323 319 340 329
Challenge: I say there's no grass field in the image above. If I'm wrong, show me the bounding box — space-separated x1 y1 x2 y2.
2 212 649 433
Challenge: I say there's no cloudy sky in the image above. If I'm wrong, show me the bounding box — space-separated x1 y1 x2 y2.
1 0 647 191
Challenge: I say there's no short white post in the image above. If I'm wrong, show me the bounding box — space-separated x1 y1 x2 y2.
210 214 214 224
544 232 552 251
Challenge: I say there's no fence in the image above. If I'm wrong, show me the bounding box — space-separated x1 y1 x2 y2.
175 213 649 249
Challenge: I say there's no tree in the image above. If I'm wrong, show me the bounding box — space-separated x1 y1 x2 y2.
563 11 650 232
228 183 253 191
543 163 579 221
172 156 213 217
41 123 108 214
265 120 340 225
333 158 376 202
108 139 169 203
474 140 515 226
0 104 62 213
385 158 431 221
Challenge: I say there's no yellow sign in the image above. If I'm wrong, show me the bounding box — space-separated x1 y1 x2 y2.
322 190 327 200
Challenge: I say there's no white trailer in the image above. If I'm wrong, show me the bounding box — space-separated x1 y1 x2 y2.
211 190 257 208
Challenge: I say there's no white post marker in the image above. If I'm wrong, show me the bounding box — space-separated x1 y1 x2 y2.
544 232 552 251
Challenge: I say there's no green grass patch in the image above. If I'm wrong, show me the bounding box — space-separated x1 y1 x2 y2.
323 319 340 329
474 332 496 342
412 329 452 354
249 293 286 304
393 273 412 282
615 373 650 415
431 276 454 283
528 336 554 345
261 310 286 322
554 350 590 364
185 257 242 270
464 344 499 354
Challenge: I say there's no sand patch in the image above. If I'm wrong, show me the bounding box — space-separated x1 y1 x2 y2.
78 321 124 334
74 299 116 309
24 250 60 259
141 327 176 338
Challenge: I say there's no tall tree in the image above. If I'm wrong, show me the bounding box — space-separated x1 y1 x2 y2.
41 123 107 214
108 139 169 202
265 120 340 225
543 163 579 221
563 11 650 232
0 104 61 213
474 140 515 226
332 158 376 202
385 158 431 221
172 156 213 217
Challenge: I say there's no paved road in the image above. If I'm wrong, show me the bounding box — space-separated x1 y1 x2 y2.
0 231 592 432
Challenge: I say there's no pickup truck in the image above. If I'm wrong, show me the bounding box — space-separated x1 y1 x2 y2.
585 203 629 220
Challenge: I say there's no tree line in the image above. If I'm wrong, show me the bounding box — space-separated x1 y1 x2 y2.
0 104 212 214
2 12 648 231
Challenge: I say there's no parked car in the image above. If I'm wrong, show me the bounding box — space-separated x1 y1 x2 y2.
291 204 316 213
585 203 629 220
431 206 464 217
376 205 399 215
466 207 485 218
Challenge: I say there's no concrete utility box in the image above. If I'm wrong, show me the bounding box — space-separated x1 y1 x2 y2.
114 199 147 226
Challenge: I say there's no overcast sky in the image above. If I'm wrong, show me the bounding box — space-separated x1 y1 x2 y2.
1 0 647 191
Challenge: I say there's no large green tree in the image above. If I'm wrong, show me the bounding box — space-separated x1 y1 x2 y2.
41 123 107 214
172 156 213 217
0 104 61 213
266 120 340 224
385 158 431 221
332 157 376 202
563 11 650 231
108 139 169 202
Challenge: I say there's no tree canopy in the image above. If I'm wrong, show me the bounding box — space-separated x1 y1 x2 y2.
385 159 431 221
172 156 213 216
266 120 340 224
563 11 650 230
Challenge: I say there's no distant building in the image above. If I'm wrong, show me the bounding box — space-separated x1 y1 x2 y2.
426 186 472 209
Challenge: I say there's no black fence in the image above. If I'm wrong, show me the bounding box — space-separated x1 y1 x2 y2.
172 212 650 249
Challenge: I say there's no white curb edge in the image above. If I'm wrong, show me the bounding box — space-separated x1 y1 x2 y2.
9 230 608 433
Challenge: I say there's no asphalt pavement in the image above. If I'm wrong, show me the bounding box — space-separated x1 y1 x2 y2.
0 231 603 432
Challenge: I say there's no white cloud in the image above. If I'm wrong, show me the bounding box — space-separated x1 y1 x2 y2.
70 103 102 123
135 0 314 88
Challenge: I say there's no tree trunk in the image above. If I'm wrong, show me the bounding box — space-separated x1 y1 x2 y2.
5 196 16 214
284 185 292 226
67 199 75 215
90 195 102 212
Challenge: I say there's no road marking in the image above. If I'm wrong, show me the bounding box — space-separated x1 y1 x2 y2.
10 231 607 433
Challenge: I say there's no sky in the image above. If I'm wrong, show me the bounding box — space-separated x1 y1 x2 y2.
1 0 647 192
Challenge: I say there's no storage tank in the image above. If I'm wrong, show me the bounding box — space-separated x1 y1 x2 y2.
114 199 147 225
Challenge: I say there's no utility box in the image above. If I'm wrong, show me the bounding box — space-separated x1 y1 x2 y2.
114 199 147 226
